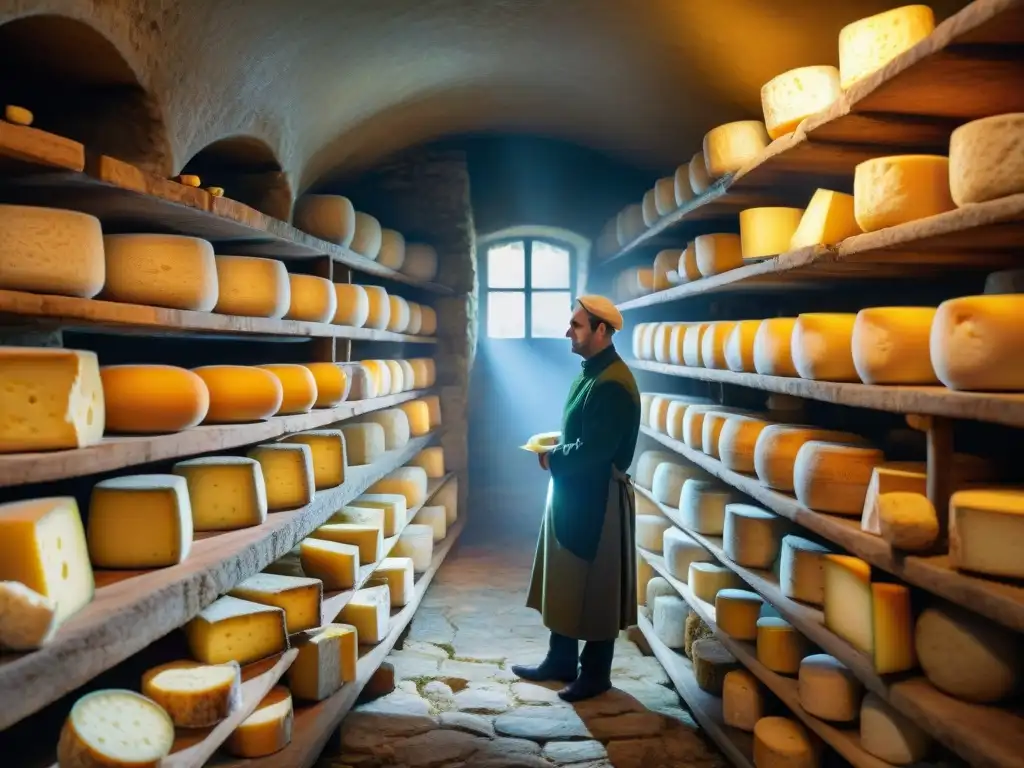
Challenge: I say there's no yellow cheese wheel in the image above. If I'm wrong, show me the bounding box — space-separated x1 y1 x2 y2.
100 365 210 434
753 317 798 376
740 207 804 260
304 363 349 407
761 66 841 140
378 229 406 270
194 366 284 423
102 234 218 312
420 306 438 335
259 364 318 415
694 233 742 277
854 155 955 232
333 284 370 327
363 286 391 330
360 360 390 396
284 274 337 323
387 295 412 333
214 255 290 319
384 360 405 394
406 302 424 335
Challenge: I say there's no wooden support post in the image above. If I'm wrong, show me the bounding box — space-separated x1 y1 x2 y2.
926 416 955 546
310 256 337 363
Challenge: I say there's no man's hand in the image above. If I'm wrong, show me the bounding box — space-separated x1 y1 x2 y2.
538 451 550 470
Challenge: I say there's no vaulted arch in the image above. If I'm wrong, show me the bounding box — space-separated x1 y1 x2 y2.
180 135 292 221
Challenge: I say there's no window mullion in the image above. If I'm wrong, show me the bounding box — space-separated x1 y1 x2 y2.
524 239 533 338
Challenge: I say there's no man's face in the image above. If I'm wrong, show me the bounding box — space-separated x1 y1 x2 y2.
566 305 596 356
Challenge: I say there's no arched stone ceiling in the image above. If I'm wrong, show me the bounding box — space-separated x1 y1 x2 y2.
0 0 969 194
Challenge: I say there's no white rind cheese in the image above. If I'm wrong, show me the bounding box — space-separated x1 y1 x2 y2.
949 113 1024 206
779 535 830 606
930 294 1024 391
703 121 770 179
0 581 57 650
853 155 955 232
636 515 673 553
852 306 938 385
722 504 781 569
663 527 712 582
838 5 936 90
798 654 863 722
792 313 859 382
760 66 841 140
653 594 689 649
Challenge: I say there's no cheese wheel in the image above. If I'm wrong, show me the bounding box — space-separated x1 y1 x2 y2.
304 363 349 407
703 121 770 178
663 527 712 582
378 229 406 270
213 255 290 319
931 294 1024 391
333 283 370 327
0 205 105 298
691 637 738 695
636 515 673 552
280 429 346 490
854 155 955 232
642 189 659 227
689 151 711 195
723 504 781 569
387 295 411 333
674 163 694 205
839 5 935 90
646 575 677 608
761 66 841 140
362 286 391 330
754 425 868 491
100 364 209 434
384 359 404 394
194 366 284 423
753 317 798 376
293 195 356 246
402 243 439 281
984 268 1024 295
949 113 1024 206
949 487 1024 579
173 456 268 531
363 408 410 450
680 479 735 535
715 589 763 641
799 654 862 722
718 416 773 473
369 466 429 507
681 405 749 451
247 444 315 511
419 306 438 335
341 423 385 465
344 364 376 399
757 617 808 675
790 189 861 249
694 233 743 277
792 313 859 381
678 242 701 282
350 212 383 259
617 204 646 246
654 176 677 215
794 441 885 515
653 249 681 291
406 302 424 335
753 717 818 768
0 581 57 651
724 320 761 373
102 234 218 311
57 690 175 767
616 267 655 300
259 364 318 415
635 450 676 490
668 324 688 365
360 360 391 396
651 322 675 362
700 321 736 370
224 686 294 758
682 323 707 367
142 659 242 728
723 669 763 732
689 562 741 603
285 274 337 323
739 207 803 260
651 461 706 506
410 446 445 479
398 400 431 436
393 524 434 571
397 360 415 392
666 398 711 440
780 535 830 606
860 693 932 765
653 594 688 649
851 306 938 384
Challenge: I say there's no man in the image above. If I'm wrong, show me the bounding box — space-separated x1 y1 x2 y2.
514 295 641 702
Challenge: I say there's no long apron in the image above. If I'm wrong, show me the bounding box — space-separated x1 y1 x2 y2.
525 467 638 642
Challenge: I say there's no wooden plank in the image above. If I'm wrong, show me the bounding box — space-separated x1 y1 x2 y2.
636 488 1024 768
637 548 891 768
637 426 1024 635
214 516 466 768
0 389 434 487
0 432 441 730
617 193 1024 310
635 614 755 768
629 359 1024 430
0 121 84 174
0 289 439 344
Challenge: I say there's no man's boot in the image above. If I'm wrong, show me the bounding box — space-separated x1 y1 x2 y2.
558 638 613 701
512 631 579 683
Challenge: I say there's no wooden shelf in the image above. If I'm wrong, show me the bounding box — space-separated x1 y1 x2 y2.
0 150 450 293
636 489 1024 768
600 0 1024 264
638 426 1024 635
630 358 1024 430
0 289 438 344
637 547 890 768
636 613 754 768
617 193 1024 310
0 432 441 731
215 515 466 768
0 121 84 175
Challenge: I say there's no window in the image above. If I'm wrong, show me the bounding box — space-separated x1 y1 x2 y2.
485 238 575 339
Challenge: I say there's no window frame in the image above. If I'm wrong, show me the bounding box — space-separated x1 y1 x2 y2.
483 236 577 340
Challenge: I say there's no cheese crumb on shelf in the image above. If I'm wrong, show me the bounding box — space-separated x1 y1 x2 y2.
213 255 290 319
798 654 863 722
4 104 33 126
853 155 955 232
930 294 1024 391
185 595 288 666
102 234 219 311
142 659 242 727
761 66 841 140
58 689 175 767
247 443 315 511
223 686 294 758
0 581 57 651
193 365 283 423
838 5 936 90
100 364 209 434
949 113 1024 206
739 207 803 261
703 121 771 179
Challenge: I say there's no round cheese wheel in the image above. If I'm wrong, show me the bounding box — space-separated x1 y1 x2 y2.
100 364 210 434
387 295 412 333
284 274 337 323
214 255 290 318
333 284 370 327
141 659 242 728
292 194 355 246
103 234 218 311
419 306 438 335
402 243 439 281
948 113 1024 206
350 212 382 259
194 366 284 423
304 363 349 407
406 302 424 335
58 689 175 767
378 229 406 270
259 364 318 415
363 285 391 330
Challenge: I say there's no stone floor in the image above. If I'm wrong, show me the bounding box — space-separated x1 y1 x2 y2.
316 541 727 768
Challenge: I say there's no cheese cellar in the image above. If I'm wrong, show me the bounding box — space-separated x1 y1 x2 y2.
0 1 1022 767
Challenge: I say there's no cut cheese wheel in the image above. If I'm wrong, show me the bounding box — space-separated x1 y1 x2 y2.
341 423 386 465
636 515 673 552
398 400 431 436
653 594 688 649
416 506 447 541
174 456 267 531
723 669 763 732
374 557 415 607
102 234 218 311
718 416 772 473
914 603 1023 704
393 524 434 571
368 466 429 507
790 189 860 249
739 207 803 260
723 504 781 569
860 692 932 765
312 522 382 563
682 323 707 367
259 364 318 415
229 572 322 634
406 302 423 335
194 365 283 423
689 151 711 195
753 717 819 768
142 659 242 727
699 321 736 369
338 585 391 643
674 163 694 205
363 408 410 450
99 364 209 434
350 493 407 537
224 686 293 758
754 425 868 491
680 479 735 535
877 492 939 551
792 313 859 382
419 306 438 335
949 487 1024 579
616 204 646 246
852 306 938 384
410 447 445 478
761 66 841 140
293 195 356 246
57 689 175 767
387 295 411 333
795 442 884 515
651 462 706 506
402 243 439 281
285 274 337 323
247 443 315 511
653 249 681 292
280 430 346 489
779 535 830 606
931 294 1024 391
646 575 677 607
799 654 862 722
288 627 343 702
689 562 741 603
753 317 798 376
635 450 676 490
378 229 406 270
304 363 349 408
715 589 763 640
364 286 391 330
333 283 370 327
87 475 192 568
757 617 807 675
655 176 677 215
350 212 383 259
213 255 290 319
0 581 56 650
703 121 770 178
854 155 955 232
694 233 742 277
839 5 935 90
642 189 659 227
663 527 712 581
0 205 104 298
950 113 1024 206
185 595 288 666
678 242 701 282
724 320 761 373
691 637 738 695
